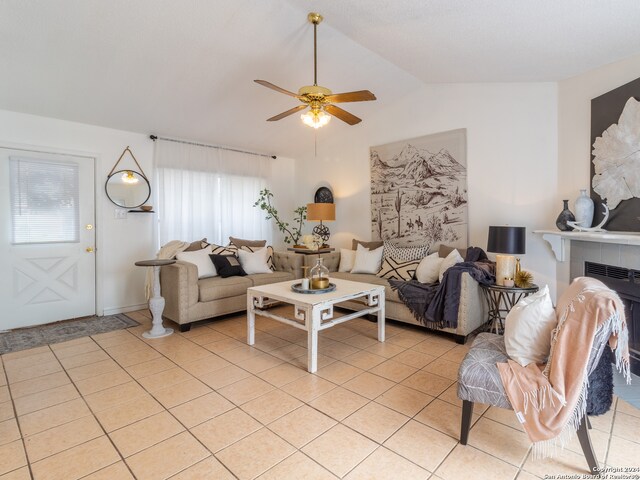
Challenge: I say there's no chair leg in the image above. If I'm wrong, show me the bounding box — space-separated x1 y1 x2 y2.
576 414 599 475
460 400 474 445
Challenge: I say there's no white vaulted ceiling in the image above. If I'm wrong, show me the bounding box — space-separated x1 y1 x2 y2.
0 0 639 158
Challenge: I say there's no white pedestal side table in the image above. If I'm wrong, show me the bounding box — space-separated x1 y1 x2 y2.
135 259 175 339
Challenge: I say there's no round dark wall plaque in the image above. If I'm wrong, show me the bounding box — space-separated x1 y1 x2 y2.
314 187 334 203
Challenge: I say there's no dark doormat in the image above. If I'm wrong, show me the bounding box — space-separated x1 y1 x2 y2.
0 314 139 355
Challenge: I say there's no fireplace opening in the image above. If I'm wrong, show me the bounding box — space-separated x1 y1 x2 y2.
585 261 640 376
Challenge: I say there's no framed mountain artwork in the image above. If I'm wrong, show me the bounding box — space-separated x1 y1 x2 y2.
370 128 468 250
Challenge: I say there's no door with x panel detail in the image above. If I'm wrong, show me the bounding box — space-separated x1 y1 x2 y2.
0 147 96 330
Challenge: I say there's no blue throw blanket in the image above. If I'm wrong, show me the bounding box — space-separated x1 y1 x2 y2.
389 248 495 330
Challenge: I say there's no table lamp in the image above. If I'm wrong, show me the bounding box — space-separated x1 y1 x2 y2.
487 226 526 286
306 203 335 245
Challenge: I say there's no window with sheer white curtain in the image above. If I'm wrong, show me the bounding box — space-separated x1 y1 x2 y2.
154 139 272 247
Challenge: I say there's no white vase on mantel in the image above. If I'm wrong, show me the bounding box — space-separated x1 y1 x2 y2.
574 189 594 228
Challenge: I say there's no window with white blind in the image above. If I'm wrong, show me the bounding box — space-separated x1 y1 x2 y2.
10 157 80 244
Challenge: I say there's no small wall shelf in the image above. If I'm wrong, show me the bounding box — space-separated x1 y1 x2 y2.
534 229 640 262
128 210 155 213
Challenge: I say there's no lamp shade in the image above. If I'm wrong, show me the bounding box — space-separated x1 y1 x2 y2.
306 203 335 222
487 226 526 255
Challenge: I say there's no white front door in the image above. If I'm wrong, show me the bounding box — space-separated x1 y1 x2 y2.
0 147 96 330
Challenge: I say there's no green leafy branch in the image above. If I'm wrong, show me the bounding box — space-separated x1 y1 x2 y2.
254 189 307 245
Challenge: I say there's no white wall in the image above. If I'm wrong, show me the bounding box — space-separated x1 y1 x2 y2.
556 53 640 294
0 109 155 315
295 82 559 298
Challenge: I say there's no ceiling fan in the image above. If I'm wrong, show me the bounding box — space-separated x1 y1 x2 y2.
254 12 377 128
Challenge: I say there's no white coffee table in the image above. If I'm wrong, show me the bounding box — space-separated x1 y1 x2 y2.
247 278 385 373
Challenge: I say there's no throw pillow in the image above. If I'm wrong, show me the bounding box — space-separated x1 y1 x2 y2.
383 240 430 262
229 237 267 248
183 238 209 252
210 243 237 256
339 248 357 272
438 244 468 260
351 244 384 274
438 248 464 282
176 246 217 278
377 257 419 281
209 254 247 278
235 245 275 271
351 239 384 251
504 285 557 367
237 247 272 275
415 252 444 284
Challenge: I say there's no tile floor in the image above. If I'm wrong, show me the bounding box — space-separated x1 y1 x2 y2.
1 308 639 480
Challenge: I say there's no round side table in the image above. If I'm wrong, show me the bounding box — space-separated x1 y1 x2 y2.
480 283 539 334
135 259 176 339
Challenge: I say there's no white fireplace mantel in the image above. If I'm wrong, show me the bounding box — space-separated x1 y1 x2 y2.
534 230 640 262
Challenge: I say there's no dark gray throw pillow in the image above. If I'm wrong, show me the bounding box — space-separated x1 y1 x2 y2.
210 254 247 278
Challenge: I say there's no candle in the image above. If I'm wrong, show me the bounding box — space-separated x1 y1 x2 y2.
301 278 310 290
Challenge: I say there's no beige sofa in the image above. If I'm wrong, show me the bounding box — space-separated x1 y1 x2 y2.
303 251 487 344
160 251 303 332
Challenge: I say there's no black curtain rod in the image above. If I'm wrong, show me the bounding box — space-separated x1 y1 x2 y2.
150 135 276 159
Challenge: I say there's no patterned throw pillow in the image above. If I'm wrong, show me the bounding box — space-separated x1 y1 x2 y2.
209 254 246 278
376 256 419 281
226 245 275 271
383 240 429 262
210 244 237 256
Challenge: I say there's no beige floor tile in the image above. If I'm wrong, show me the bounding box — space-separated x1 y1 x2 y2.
422 358 461 381
0 466 31 480
153 378 212 409
5 360 63 384
125 432 210 480
376 384 435 417
515 472 542 480
612 411 640 441
344 446 431 480
616 398 640 418
217 427 295 480
218 375 274 405
24 415 103 463
187 330 230 346
402 370 454 397
50 336 95 350
302 424 377 478
287 353 336 371
588 407 615 433
113 348 162 367
52 341 100 359
102 340 149 358
320 341 360 361
253 333 292 353
110 411 185 457
237 352 284 373
436 382 463 407
344 334 379 350
94 395 164 433
170 391 235 428
202 338 245 354
199 365 251 389
268 343 307 362
74 369 132 396
137 367 193 392
169 456 235 480
370 359 418 382
58 350 110 370
163 346 213 366
8 371 70 399
257 362 308 387
66 359 121 382
436 444 518 480
392 349 437 369
84 381 147 412
387 333 427 349
315 361 364 385
241 389 303 424
0 419 20 446
440 345 469 363
342 351 387 370
216 346 266 365
18 398 91 437
0 386 8 404
0 401 13 422
365 342 406 359
412 339 456 357
124 357 175 379
180 354 231 377
466 417 530 467
269 405 337 448
257 451 338 480
92 330 137 347
415 398 479 439
4 351 57 371
2 345 50 362
281 375 337 402
308 387 370 421
384 420 457 471
191 408 262 452
564 422 610 463
343 372 395 400
483 406 524 432
13 383 79 416
30 436 120 480
607 434 640 467
344 402 409 443
522 446 594 476
82 461 134 479
0 440 27 476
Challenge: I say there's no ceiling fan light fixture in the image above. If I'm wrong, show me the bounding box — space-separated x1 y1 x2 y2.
122 170 139 184
301 109 331 129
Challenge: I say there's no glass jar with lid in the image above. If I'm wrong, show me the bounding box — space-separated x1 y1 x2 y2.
309 257 330 289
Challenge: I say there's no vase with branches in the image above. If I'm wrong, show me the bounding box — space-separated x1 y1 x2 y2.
254 189 307 245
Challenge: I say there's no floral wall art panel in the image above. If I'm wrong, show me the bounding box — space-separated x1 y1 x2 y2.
370 128 468 250
590 76 640 231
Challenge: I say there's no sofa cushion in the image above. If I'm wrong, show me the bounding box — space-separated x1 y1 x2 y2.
352 239 384 251
330 272 401 303
229 237 267 248
249 271 294 287
199 275 253 302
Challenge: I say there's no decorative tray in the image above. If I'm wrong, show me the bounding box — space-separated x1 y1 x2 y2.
291 282 336 294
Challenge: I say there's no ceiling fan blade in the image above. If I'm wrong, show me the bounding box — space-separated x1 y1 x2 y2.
267 105 308 122
324 104 362 125
325 90 377 103
254 80 301 99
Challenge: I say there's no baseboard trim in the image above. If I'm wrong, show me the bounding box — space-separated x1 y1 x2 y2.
102 304 148 316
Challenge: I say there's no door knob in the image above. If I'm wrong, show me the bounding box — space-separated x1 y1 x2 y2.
86 247 94 253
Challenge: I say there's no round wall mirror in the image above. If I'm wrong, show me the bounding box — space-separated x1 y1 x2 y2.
105 170 151 208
